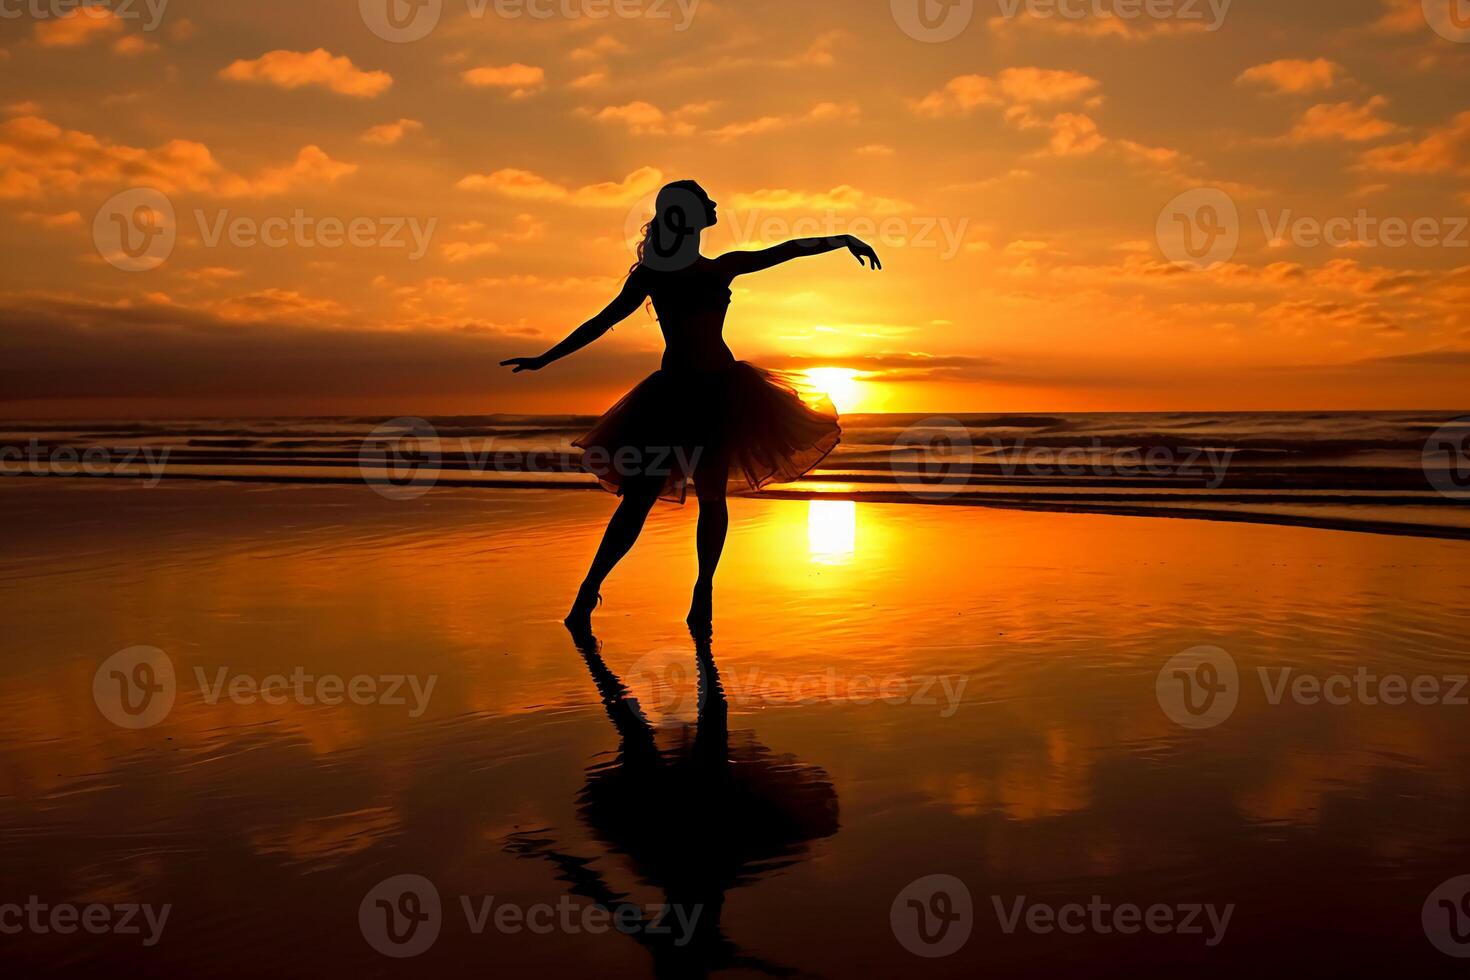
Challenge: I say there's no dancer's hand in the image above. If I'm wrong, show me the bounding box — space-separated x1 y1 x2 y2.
500 355 547 373
845 236 882 270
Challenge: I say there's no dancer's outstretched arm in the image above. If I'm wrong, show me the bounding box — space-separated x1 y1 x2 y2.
500 271 650 373
717 235 881 276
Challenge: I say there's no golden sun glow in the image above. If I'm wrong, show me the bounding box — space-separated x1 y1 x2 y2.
802 368 866 414
807 499 856 566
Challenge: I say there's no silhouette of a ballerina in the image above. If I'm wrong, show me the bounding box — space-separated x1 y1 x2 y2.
501 180 882 636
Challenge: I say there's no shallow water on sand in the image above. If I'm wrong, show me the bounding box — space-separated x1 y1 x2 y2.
2 481 1470 977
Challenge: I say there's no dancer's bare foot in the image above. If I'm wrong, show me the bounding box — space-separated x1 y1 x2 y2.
686 582 713 638
564 583 602 634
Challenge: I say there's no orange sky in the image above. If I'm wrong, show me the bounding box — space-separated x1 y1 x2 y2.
1 0 1468 416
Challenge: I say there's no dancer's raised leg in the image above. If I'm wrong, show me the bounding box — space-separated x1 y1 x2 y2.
566 476 662 630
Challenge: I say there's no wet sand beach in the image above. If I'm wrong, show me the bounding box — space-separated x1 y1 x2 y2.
2 480 1470 976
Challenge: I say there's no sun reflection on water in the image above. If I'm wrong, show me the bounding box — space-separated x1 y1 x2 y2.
807 499 856 565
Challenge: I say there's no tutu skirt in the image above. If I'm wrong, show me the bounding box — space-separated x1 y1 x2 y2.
573 361 840 502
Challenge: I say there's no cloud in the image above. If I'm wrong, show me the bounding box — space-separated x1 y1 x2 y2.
0 296 560 404
32 8 123 47
586 100 716 136
442 241 500 263
1046 113 1106 156
360 119 423 146
729 186 912 214
568 72 607 90
219 49 393 98
912 68 1100 117
112 34 158 57
912 75 1001 117
987 13 1211 40
0 112 357 200
1372 0 1430 34
456 166 665 206
461 63 546 98
569 36 628 61
790 30 847 67
1358 110 1470 174
0 113 221 198
18 210 82 228
1115 139 1185 170
214 145 357 197
708 102 858 141
764 351 1004 383
997 67 1103 104
1289 97 1398 142
182 266 245 283
1237 58 1343 94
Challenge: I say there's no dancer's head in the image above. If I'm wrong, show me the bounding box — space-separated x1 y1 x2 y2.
632 180 717 273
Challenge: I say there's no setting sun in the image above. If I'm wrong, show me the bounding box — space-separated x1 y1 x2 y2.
802 367 867 414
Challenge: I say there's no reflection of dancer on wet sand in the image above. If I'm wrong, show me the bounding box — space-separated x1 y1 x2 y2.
506 632 839 979
500 180 882 636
